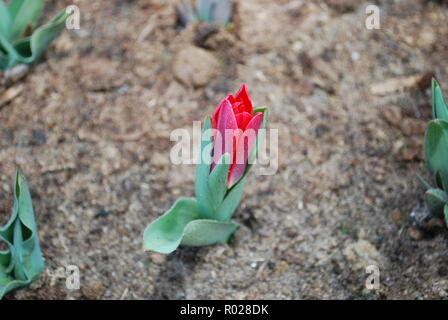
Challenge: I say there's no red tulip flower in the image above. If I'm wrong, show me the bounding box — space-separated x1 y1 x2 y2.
143 84 268 254
211 84 263 187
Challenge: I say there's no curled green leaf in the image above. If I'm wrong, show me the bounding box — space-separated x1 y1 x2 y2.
0 0 68 70
432 79 448 121
0 169 44 299
143 198 200 254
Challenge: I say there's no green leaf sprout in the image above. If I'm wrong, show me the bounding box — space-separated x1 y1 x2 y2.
0 169 45 299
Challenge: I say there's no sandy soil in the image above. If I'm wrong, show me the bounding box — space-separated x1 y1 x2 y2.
1 0 448 299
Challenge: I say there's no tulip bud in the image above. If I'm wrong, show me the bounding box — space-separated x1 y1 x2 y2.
195 84 266 221
211 84 264 188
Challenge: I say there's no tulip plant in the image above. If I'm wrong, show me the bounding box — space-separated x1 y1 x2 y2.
143 84 267 254
0 169 44 299
176 0 232 27
423 79 448 227
0 0 68 70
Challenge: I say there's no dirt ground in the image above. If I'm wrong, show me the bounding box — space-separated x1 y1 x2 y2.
1 0 448 300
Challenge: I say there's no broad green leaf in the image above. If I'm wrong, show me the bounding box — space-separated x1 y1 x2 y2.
215 176 246 221
424 120 448 188
195 116 215 219
209 153 230 211
425 188 448 217
9 0 43 40
0 169 44 299
0 1 11 37
432 79 448 121
181 219 238 246
143 198 200 254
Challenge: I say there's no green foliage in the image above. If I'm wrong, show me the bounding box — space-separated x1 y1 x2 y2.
0 169 44 299
423 80 448 226
177 0 232 27
0 0 68 70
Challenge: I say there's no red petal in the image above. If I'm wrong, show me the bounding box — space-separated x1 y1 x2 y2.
232 102 242 115
213 95 237 128
227 94 236 104
234 83 253 114
228 112 263 187
235 112 253 131
211 99 223 129
212 99 238 169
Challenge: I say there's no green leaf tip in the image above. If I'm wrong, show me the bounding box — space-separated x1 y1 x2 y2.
0 169 44 299
432 78 448 121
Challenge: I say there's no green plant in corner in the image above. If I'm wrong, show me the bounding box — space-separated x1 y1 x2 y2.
0 169 44 299
423 79 448 228
0 0 68 70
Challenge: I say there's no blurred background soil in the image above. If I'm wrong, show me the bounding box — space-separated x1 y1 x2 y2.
1 0 448 299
